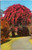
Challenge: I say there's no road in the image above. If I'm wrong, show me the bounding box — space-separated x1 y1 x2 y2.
12 37 32 50
1 36 32 50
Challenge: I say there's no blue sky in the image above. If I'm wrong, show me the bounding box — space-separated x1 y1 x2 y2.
1 0 32 11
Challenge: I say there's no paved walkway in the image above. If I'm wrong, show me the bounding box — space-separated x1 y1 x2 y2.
12 37 32 50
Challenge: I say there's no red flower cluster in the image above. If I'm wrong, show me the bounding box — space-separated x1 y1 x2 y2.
4 4 32 26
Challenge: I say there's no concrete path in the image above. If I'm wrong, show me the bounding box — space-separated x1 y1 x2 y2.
12 37 32 50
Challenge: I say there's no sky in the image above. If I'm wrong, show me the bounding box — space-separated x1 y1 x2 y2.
1 0 32 11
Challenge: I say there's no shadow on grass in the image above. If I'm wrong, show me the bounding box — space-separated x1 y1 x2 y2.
10 35 30 38
1 39 12 45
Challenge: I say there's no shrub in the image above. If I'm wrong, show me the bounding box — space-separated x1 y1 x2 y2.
1 18 10 44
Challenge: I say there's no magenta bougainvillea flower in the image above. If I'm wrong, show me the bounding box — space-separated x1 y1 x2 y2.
3 4 32 26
